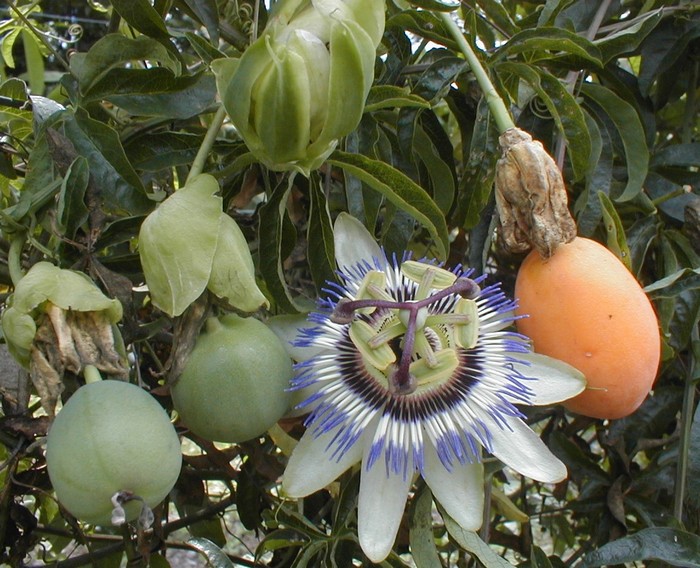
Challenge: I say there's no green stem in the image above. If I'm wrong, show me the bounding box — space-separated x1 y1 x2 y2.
186 104 228 184
438 12 514 134
8 234 25 286
652 186 690 207
83 364 103 384
674 326 699 522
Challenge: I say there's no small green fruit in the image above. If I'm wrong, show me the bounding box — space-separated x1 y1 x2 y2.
46 380 182 525
172 314 293 443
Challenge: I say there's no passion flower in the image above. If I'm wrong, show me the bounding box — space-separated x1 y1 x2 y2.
280 214 586 562
212 0 385 175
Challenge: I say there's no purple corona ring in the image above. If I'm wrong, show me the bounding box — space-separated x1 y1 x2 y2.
280 213 585 563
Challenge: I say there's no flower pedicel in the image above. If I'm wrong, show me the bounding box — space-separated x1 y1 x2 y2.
281 213 586 562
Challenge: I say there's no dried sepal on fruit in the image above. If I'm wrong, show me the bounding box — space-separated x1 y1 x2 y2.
495 127 576 258
1 262 128 415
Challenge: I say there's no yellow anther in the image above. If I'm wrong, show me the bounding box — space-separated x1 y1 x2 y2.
453 298 480 349
411 349 459 388
349 320 396 370
355 271 392 313
401 261 457 291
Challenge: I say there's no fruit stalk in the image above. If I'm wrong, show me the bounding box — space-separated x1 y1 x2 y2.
438 11 514 134
186 104 228 184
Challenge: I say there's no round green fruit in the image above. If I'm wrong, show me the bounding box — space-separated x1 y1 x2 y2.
46 379 182 525
172 314 293 443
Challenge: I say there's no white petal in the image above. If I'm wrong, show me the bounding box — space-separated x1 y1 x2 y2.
333 213 386 271
267 314 324 362
357 452 413 563
282 427 363 498
509 352 586 405
423 442 484 532
485 415 567 483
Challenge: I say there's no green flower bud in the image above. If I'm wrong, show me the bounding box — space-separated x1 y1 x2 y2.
213 0 385 176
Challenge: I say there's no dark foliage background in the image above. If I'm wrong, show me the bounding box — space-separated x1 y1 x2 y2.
0 0 699 566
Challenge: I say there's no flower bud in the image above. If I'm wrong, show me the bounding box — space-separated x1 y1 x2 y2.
213 0 385 175
494 127 576 258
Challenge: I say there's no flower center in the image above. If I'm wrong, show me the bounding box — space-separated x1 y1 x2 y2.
331 261 481 395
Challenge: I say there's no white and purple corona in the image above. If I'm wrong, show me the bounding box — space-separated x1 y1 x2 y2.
281 213 585 562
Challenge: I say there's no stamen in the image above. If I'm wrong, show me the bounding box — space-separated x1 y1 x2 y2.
349 320 396 370
367 320 405 349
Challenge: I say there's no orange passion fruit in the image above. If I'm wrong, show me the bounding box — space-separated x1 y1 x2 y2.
514 237 661 419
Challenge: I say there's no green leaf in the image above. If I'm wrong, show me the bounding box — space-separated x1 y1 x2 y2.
57 157 90 239
1 27 22 69
494 27 602 66
645 267 700 298
21 30 45 95
258 176 302 313
405 0 459 12
581 83 649 202
575 110 612 236
185 32 226 64
188 537 236 568
364 86 430 112
690 372 700 509
444 515 517 568
454 99 498 230
530 546 554 568
60 109 151 215
598 191 632 270
327 151 449 259
413 124 455 213
307 174 336 292
97 71 217 119
110 0 173 44
386 10 457 51
180 0 220 44
409 485 441 568
497 61 591 180
138 174 222 317
593 9 663 63
70 34 180 93
579 528 700 568
125 132 202 172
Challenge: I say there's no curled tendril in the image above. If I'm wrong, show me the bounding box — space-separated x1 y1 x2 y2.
67 24 83 41
529 97 552 120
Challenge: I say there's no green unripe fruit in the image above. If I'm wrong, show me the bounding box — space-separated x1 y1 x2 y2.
172 314 293 443
46 380 182 525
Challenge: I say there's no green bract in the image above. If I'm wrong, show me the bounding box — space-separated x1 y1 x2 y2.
1 262 122 367
138 174 269 317
213 0 385 175
171 314 293 443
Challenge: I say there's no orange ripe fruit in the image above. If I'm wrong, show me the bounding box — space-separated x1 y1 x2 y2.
514 237 661 419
